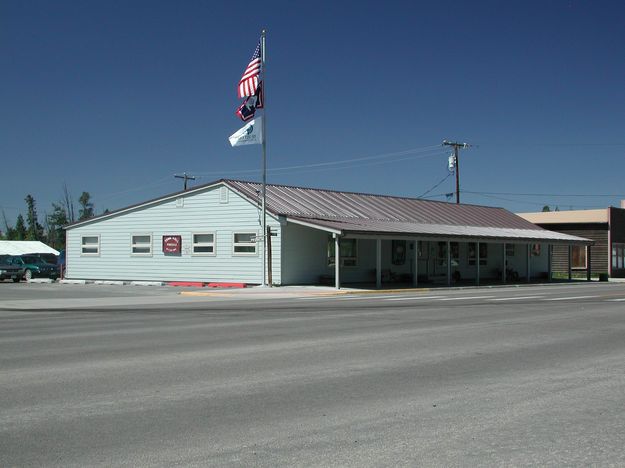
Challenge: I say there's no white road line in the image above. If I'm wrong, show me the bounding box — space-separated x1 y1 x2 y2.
386 296 446 301
337 295 395 300
295 296 337 300
544 295 598 301
606 298 625 302
489 296 544 301
437 296 496 301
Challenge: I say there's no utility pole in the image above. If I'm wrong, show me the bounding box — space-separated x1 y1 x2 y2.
443 140 470 204
174 173 196 191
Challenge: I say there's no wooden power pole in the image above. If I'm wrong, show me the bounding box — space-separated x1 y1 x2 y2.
443 140 471 204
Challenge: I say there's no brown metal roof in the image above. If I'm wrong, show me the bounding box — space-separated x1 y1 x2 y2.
226 180 591 244
65 178 591 244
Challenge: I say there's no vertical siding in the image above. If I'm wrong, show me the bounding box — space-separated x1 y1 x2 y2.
66 185 281 284
540 224 608 274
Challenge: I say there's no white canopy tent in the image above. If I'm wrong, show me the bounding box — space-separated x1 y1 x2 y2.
0 241 59 256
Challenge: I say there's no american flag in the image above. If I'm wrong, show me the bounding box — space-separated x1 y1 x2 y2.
238 40 262 99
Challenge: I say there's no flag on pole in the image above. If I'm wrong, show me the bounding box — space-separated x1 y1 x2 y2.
238 40 262 99
235 82 264 122
228 117 263 146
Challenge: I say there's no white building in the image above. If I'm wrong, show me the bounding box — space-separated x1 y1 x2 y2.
64 179 590 287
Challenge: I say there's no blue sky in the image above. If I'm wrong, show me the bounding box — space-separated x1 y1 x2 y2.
2 0 625 225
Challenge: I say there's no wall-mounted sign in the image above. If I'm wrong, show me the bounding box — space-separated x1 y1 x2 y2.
162 235 182 254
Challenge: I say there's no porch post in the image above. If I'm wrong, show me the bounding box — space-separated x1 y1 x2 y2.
502 243 507 284
447 240 451 286
568 245 572 281
548 244 552 282
376 238 382 289
413 239 418 288
587 245 592 281
526 243 531 283
334 234 340 289
476 241 480 286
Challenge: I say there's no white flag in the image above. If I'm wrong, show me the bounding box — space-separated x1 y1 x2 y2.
229 117 263 147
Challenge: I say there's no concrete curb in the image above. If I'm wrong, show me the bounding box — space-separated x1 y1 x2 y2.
130 281 165 286
27 278 55 284
59 279 88 285
94 280 126 286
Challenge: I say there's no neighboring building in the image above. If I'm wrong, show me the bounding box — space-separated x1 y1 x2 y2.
518 204 625 278
64 179 591 287
0 241 59 256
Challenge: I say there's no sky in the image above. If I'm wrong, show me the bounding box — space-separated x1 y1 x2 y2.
2 0 625 226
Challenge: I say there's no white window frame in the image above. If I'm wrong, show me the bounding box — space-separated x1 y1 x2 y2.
131 234 153 256
327 237 358 268
192 232 216 256
232 232 257 256
81 235 100 256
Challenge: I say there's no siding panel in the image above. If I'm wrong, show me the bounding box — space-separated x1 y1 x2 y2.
66 185 281 284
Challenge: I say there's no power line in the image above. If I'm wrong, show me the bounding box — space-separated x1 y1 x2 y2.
467 192 605 209
463 190 625 198
418 173 453 199
192 144 443 176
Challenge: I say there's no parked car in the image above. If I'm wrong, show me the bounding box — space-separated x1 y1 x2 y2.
0 255 25 282
7 254 59 280
35 252 59 265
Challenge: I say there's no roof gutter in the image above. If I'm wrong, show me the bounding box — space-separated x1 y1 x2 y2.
286 217 342 235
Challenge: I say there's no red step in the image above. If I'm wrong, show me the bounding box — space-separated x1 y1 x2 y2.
206 282 247 288
168 281 205 287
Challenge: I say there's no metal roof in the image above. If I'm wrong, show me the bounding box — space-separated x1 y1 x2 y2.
226 180 591 244
64 178 591 244
517 209 609 225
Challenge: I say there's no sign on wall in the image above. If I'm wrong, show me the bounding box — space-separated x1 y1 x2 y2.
162 235 182 254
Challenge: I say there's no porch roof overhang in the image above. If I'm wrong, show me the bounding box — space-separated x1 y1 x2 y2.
286 216 593 245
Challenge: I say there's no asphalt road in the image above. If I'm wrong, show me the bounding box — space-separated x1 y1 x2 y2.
2 282 625 466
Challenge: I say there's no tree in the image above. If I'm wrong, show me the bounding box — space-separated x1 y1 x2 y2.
25 195 43 241
1 210 15 240
542 205 551 212
47 203 69 250
62 183 75 224
14 214 27 240
78 191 94 221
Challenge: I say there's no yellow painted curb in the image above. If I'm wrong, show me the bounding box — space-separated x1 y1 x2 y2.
179 291 232 297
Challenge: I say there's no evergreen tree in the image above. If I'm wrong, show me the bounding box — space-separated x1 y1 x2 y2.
78 192 94 221
14 214 27 240
47 203 69 250
25 194 44 241
542 205 551 212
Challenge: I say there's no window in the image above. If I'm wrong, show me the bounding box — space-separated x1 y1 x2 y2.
327 237 358 267
531 243 541 256
131 234 152 255
81 235 100 255
193 233 215 255
571 245 587 269
613 243 625 270
392 240 406 265
233 232 257 255
468 243 488 266
506 244 515 257
450 242 459 267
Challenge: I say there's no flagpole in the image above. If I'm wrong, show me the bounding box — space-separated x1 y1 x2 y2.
260 29 267 287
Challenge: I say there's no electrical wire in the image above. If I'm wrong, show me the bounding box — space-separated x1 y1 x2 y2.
463 190 625 198
191 144 443 177
418 173 453 199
